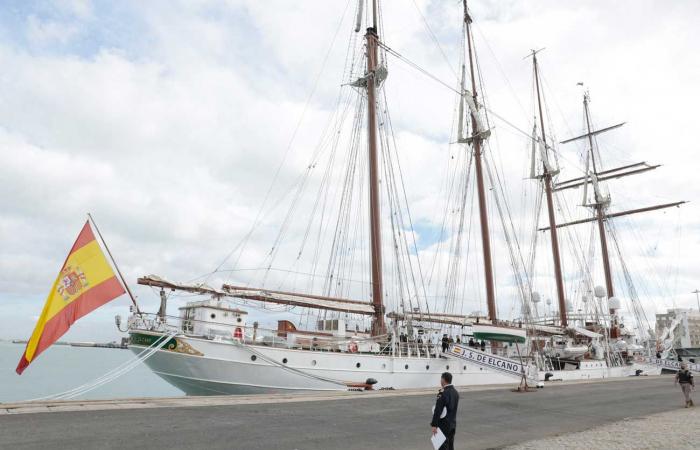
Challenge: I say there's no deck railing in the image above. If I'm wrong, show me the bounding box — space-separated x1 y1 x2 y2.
127 313 511 359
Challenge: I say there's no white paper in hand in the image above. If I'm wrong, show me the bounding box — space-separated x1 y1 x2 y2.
431 428 446 450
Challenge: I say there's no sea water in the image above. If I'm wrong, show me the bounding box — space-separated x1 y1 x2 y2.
0 341 183 403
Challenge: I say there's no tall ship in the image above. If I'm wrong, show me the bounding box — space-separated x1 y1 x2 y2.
125 0 679 395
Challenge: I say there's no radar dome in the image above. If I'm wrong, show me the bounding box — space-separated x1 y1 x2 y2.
594 285 607 298
608 297 621 310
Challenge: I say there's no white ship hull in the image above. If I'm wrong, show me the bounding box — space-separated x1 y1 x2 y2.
130 331 660 395
538 361 661 382
130 331 520 395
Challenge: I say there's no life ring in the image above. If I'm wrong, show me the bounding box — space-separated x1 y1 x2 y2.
233 327 243 340
348 342 358 353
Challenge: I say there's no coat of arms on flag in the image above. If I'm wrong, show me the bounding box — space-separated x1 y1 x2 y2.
57 265 89 301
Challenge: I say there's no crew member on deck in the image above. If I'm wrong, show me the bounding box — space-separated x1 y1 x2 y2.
431 372 459 450
441 334 449 353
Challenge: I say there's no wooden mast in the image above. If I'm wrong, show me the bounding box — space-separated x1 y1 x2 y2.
463 0 497 321
366 0 385 336
583 92 614 298
532 52 568 327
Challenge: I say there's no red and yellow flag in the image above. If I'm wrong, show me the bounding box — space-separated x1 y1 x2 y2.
16 221 126 374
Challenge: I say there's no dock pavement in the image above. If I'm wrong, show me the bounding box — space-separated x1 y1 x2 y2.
0 375 695 449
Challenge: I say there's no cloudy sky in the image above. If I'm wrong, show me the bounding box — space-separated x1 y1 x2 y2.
1 0 698 342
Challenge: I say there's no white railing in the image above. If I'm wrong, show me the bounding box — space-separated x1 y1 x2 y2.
129 313 332 350
129 313 483 359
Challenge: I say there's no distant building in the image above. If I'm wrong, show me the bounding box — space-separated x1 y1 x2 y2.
656 308 700 357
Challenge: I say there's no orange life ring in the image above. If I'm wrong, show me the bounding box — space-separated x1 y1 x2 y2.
233 327 243 340
348 342 358 353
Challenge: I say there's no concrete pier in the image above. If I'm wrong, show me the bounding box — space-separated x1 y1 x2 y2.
0 376 692 449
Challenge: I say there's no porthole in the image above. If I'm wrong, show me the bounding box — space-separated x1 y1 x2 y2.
426 365 430 370
250 355 257 361
463 366 466 370
237 317 242 323
210 313 216 319
479 367 483 371
446 365 449 370
311 360 317 366
381 363 386 369
356 362 361 368
282 358 288 364
405 364 409 370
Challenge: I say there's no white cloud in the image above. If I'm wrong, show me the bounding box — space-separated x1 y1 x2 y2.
1 0 699 342
59 0 93 20
26 14 80 45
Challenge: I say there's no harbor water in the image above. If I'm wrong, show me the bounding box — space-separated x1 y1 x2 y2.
0 341 183 403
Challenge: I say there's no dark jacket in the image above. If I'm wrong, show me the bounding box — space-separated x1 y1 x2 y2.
430 384 459 433
677 369 694 385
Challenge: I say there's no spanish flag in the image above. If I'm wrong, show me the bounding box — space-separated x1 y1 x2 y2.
16 221 126 374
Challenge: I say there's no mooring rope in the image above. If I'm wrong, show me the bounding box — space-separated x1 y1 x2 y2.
236 341 348 388
27 332 178 402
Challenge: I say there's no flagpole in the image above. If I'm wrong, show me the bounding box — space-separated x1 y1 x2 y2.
87 213 142 315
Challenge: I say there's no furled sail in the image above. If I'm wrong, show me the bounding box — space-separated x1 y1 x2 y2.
221 284 376 315
137 275 376 315
386 311 488 327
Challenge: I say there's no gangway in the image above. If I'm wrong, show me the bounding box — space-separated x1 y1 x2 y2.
639 357 700 373
446 344 538 388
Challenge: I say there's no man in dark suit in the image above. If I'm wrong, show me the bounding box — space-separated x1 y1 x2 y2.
431 372 459 450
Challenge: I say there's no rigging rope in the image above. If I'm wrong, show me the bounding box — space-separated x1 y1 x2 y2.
205 0 354 285
410 0 460 83
379 39 592 179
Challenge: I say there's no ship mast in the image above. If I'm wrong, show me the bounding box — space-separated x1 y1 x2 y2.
463 0 497 321
366 0 385 336
582 92 614 298
532 52 568 327
547 90 685 335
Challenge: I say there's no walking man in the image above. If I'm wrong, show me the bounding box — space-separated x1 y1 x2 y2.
431 372 459 450
675 363 695 407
